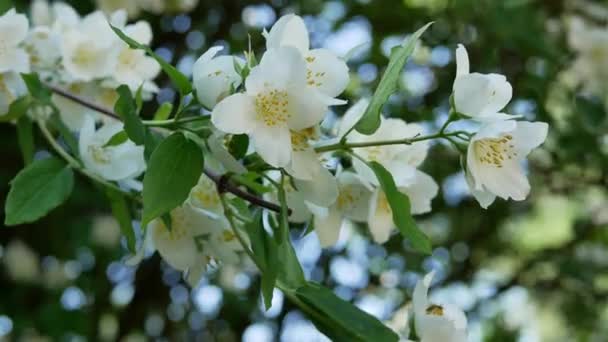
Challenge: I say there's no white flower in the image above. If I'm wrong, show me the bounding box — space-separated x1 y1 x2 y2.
308 171 371 247
466 119 548 208
212 47 330 167
193 46 245 109
78 116 146 181
413 271 468 342
23 27 62 75
367 170 438 244
188 173 223 217
150 204 244 284
109 20 160 92
337 101 439 243
0 72 27 115
265 169 338 224
264 14 349 99
61 11 119 81
453 44 514 122
0 9 30 73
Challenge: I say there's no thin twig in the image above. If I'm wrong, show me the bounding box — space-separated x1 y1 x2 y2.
205 169 288 215
47 84 121 120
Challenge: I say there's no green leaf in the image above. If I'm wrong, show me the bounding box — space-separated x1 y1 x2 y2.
21 73 52 102
354 23 433 135
296 283 399 342
228 134 249 159
245 212 278 310
114 85 145 145
275 176 306 289
367 161 431 254
153 102 173 121
142 133 204 225
144 129 163 162
104 187 136 252
48 113 79 155
103 130 129 147
0 96 30 122
135 84 143 114
110 25 192 95
16 115 35 165
4 157 74 226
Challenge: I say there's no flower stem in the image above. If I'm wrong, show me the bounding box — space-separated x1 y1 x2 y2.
314 131 467 153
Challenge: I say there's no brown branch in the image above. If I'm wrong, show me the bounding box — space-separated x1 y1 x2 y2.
47 84 288 214
47 84 121 120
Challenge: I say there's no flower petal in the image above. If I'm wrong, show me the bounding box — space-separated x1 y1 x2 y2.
305 48 349 98
246 47 307 93
401 170 438 215
286 86 329 130
0 9 29 47
465 171 496 209
312 205 342 248
251 123 292 167
211 93 256 134
512 121 548 156
453 73 512 118
295 167 338 207
367 190 394 244
263 14 309 54
455 44 469 77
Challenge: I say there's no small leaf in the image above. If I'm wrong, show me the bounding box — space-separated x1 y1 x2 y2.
228 134 249 159
103 131 129 147
104 187 136 252
4 157 74 225
111 25 192 95
296 283 399 342
0 96 30 122
244 212 278 310
153 102 173 121
135 84 143 114
367 161 431 254
16 115 35 165
142 133 204 225
355 23 433 135
114 85 145 145
144 129 163 162
21 73 52 102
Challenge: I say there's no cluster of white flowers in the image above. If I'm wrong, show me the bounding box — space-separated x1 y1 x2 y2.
0 4 159 185
453 45 548 209
190 14 549 251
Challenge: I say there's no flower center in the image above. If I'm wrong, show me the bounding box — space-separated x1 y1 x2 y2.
118 49 138 70
72 45 98 68
473 134 516 168
290 127 317 152
191 179 221 209
426 304 444 316
255 88 290 127
159 210 189 242
88 145 111 164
